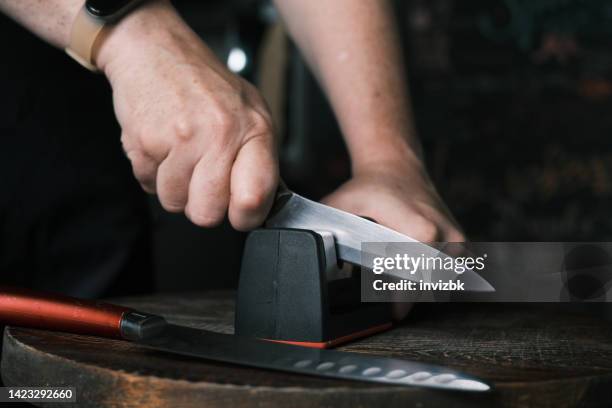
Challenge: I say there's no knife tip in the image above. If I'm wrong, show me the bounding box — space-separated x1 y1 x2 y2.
477 278 496 293
449 378 491 392
460 269 496 293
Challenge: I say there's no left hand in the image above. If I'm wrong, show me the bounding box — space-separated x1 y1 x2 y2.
322 160 465 320
322 161 465 243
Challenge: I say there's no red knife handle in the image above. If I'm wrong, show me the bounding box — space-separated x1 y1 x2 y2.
0 286 153 339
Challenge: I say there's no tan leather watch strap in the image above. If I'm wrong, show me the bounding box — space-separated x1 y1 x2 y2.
65 5 107 72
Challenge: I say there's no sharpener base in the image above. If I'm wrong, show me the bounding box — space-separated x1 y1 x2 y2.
235 228 393 348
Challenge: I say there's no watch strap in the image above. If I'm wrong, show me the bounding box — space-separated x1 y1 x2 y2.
65 5 107 72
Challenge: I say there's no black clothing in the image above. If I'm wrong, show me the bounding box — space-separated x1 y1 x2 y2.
0 16 152 298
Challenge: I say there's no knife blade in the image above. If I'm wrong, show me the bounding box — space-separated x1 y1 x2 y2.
144 324 490 391
0 286 490 392
266 186 494 292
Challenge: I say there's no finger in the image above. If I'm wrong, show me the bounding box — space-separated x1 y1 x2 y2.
390 213 442 243
443 226 467 243
229 135 278 231
125 149 159 194
156 146 199 212
185 152 232 228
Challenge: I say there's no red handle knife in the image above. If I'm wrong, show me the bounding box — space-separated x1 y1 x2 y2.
0 286 131 338
0 286 490 392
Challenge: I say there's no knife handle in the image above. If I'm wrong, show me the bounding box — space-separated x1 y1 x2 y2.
0 286 166 340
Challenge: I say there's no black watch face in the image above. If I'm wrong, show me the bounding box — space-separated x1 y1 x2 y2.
86 0 133 18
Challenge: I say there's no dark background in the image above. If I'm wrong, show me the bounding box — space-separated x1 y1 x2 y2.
2 0 612 299
157 0 612 293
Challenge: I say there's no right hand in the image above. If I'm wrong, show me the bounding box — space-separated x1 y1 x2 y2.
96 0 279 230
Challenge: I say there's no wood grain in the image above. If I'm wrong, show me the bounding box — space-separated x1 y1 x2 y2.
2 291 612 407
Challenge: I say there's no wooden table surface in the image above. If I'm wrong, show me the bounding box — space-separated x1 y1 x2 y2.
2 291 612 408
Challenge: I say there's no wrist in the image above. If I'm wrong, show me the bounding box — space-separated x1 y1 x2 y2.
349 136 426 176
95 0 177 77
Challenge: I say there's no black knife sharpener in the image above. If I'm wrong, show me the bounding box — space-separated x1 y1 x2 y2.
235 228 392 348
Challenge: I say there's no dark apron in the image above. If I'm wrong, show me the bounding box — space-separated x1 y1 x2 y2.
0 16 152 298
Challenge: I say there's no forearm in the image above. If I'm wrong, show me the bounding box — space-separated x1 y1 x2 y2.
0 0 188 77
274 0 421 170
0 0 82 48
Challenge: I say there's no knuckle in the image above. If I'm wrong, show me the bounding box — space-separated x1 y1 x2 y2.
172 116 196 142
248 111 273 135
129 157 153 179
121 132 140 154
234 189 269 213
124 126 170 162
132 132 157 157
127 129 146 146
212 109 236 135
128 153 146 169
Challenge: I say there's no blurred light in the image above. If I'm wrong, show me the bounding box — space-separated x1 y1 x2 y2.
227 47 247 73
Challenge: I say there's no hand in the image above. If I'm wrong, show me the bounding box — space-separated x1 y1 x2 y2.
322 162 465 242
322 159 465 319
96 0 278 230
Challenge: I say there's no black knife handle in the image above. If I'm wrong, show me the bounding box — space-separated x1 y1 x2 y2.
120 311 168 340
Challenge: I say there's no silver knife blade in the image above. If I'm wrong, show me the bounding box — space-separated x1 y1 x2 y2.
0 287 490 392
266 189 494 292
137 323 490 392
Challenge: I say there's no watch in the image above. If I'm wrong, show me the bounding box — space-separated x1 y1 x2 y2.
65 0 147 72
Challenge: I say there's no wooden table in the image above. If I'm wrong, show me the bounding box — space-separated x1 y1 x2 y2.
2 291 612 407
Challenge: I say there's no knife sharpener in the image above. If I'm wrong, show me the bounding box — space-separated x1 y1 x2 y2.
235 228 392 349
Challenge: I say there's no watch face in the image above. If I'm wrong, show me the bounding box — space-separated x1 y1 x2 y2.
86 0 133 18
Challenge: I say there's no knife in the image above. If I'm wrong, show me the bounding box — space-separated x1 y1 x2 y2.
0 286 490 392
266 184 494 292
